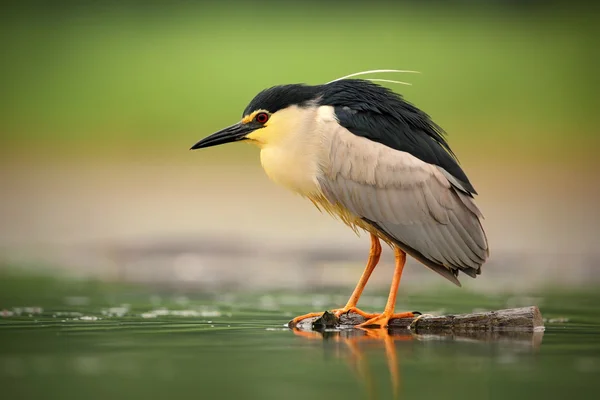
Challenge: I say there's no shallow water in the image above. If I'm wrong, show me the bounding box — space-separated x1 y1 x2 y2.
1 275 599 399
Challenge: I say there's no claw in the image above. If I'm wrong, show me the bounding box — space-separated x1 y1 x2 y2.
408 313 434 330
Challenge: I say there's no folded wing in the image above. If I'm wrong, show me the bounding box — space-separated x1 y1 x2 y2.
318 124 489 286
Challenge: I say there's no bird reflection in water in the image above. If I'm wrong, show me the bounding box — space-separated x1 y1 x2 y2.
291 327 413 399
291 322 544 400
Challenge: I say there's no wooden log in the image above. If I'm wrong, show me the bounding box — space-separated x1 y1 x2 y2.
290 306 545 333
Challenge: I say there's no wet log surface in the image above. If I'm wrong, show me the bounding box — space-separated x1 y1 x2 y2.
291 306 545 333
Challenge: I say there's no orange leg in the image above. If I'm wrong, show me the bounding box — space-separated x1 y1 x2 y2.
289 233 382 327
357 247 414 328
331 233 382 318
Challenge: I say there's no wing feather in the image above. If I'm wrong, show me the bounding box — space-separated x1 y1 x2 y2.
319 124 489 284
422 183 450 224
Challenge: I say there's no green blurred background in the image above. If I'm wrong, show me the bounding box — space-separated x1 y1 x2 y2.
0 0 598 290
1 2 600 399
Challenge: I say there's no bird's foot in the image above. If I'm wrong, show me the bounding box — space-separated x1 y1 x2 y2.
288 306 376 328
288 312 327 328
289 309 419 329
330 306 378 319
356 311 416 329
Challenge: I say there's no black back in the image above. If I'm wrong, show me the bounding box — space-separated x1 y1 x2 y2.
321 80 476 195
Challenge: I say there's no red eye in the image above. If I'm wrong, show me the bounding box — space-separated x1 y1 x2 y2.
255 112 269 124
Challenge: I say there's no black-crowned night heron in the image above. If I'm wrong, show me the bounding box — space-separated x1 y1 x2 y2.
191 70 489 328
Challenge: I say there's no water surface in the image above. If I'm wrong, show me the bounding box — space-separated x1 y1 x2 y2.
1 274 599 399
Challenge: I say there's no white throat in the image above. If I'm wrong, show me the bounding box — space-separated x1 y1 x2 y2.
258 106 333 197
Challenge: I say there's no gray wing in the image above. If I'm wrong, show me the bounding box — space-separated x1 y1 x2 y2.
318 124 489 286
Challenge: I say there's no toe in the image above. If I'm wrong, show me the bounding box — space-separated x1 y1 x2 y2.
390 311 415 319
288 312 325 328
332 307 377 319
356 314 391 328
355 311 416 328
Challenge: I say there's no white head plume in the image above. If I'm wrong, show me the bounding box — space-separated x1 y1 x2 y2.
326 69 421 86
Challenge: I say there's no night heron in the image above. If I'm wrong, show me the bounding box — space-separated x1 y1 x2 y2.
191 70 489 328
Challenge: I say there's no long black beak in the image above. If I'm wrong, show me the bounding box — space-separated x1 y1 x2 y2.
190 122 257 150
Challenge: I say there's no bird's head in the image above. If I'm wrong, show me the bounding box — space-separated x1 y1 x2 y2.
190 84 322 150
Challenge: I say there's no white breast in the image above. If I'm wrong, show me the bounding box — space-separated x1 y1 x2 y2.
257 106 332 197
260 142 320 196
